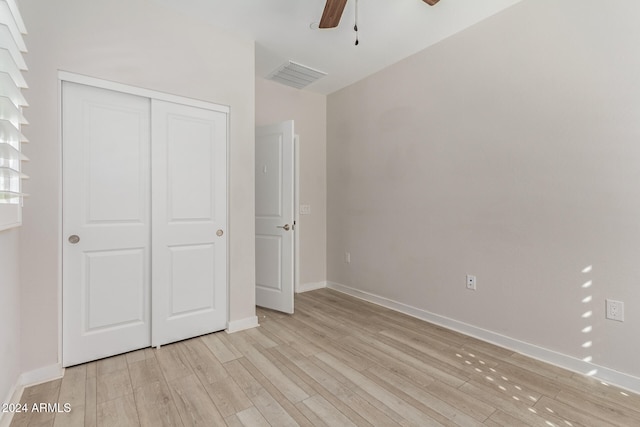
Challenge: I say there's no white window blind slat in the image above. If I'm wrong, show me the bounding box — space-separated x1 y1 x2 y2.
0 118 27 144
0 49 27 88
0 141 27 161
0 1 25 51
0 0 27 229
0 95 28 126
0 165 28 178
0 72 27 107
0 25 26 70
2 0 25 34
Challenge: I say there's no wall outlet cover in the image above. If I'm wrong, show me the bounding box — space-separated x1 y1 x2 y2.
605 299 624 322
466 275 476 290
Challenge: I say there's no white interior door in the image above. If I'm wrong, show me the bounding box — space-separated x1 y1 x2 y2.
151 100 228 347
255 121 295 314
62 82 151 367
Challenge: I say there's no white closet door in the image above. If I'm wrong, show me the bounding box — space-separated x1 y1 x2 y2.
151 100 228 347
62 82 151 367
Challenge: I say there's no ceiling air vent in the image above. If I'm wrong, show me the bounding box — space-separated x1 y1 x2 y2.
267 61 327 89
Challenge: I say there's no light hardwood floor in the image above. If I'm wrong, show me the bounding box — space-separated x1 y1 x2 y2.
10 288 640 426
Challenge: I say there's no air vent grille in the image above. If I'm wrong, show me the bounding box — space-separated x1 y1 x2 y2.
267 61 327 89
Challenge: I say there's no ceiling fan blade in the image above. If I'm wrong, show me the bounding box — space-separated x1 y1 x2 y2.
319 0 348 29
423 0 440 5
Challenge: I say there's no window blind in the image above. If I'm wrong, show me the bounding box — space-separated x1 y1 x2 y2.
0 0 28 230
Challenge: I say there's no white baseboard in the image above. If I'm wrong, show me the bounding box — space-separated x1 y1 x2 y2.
0 363 63 427
327 281 640 394
18 363 64 388
226 316 259 333
296 281 327 293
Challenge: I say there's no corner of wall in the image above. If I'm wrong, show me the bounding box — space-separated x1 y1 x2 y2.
226 316 259 334
0 363 64 427
0 381 22 427
297 281 327 293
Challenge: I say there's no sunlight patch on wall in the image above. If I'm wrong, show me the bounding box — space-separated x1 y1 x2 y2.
580 265 595 375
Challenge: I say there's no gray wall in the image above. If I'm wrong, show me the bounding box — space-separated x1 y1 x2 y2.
327 0 640 378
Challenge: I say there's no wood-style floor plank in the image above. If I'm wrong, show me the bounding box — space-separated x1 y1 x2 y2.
178 339 228 385
84 377 97 427
11 288 640 427
234 406 270 427
305 353 406 426
129 358 163 390
315 351 443 426
52 365 86 427
301 394 357 427
132 381 183 427
96 394 138 427
223 359 300 427
167 375 226 427
154 343 194 383
95 369 132 404
203 378 253 418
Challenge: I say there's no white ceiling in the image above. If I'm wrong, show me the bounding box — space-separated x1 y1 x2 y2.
154 0 523 95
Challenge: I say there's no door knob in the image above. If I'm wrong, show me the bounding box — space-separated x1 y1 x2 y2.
216 229 224 237
277 224 291 231
68 235 80 244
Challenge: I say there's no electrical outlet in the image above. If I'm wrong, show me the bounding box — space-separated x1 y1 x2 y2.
345 252 351 264
466 275 476 291
606 299 624 322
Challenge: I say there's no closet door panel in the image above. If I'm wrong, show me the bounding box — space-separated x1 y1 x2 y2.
167 116 214 221
151 100 227 347
62 82 151 367
168 244 216 315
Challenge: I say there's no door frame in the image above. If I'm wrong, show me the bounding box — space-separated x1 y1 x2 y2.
294 135 300 294
57 71 230 365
